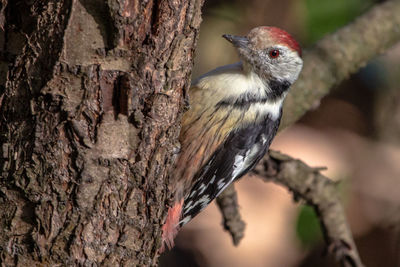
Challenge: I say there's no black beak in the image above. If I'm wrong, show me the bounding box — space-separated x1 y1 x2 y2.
222 34 249 48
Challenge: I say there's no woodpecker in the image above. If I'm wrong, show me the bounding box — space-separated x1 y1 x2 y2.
161 26 303 251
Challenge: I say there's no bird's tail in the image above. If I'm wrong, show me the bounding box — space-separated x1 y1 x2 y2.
159 198 184 253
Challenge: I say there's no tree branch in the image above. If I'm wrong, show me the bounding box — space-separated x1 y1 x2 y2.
216 0 400 265
282 0 400 129
253 151 363 267
218 150 363 266
215 184 246 246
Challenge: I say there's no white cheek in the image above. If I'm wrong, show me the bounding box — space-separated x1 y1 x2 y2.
270 57 302 84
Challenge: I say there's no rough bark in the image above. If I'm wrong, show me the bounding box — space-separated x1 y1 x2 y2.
0 0 203 265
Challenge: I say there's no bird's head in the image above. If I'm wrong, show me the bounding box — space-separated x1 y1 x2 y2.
223 26 303 85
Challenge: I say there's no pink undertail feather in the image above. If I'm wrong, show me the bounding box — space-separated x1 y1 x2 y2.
159 199 184 253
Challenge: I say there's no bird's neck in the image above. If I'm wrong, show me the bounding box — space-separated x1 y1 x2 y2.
239 61 291 103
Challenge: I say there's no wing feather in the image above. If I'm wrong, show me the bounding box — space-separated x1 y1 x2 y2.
179 118 280 226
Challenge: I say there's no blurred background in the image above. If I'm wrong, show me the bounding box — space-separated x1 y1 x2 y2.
160 0 400 266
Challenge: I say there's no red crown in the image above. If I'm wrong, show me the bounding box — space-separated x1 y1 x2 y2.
265 26 302 57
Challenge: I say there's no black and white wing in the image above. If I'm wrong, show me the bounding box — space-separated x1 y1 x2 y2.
179 118 280 226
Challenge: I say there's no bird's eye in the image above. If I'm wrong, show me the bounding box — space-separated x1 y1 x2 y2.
268 49 280 59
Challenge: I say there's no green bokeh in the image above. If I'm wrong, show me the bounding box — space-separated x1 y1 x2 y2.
296 205 323 247
296 179 350 247
305 0 373 43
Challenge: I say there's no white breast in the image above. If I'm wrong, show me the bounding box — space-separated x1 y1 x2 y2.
195 62 285 120
248 99 283 120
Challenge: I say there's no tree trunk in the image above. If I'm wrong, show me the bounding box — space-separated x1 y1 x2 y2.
0 0 203 265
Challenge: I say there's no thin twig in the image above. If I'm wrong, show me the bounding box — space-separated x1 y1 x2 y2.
215 184 246 246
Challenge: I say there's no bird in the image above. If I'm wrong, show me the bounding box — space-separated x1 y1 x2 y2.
160 26 303 252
